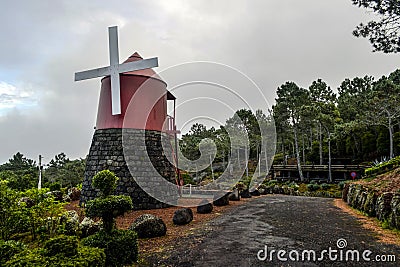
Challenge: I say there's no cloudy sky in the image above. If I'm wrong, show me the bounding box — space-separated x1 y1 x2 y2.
0 0 398 164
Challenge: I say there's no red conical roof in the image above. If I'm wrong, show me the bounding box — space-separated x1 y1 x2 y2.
122 52 165 84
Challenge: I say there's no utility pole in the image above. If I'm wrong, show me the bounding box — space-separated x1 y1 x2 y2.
245 146 249 178
38 155 42 190
210 155 214 182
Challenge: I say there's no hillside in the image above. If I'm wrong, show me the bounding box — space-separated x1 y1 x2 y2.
354 168 400 194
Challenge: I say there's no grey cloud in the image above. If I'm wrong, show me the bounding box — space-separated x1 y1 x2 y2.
0 0 399 163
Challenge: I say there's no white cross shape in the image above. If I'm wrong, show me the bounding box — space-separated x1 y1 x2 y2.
74 26 158 115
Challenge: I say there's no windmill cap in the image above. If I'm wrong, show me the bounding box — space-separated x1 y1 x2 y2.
122 52 165 84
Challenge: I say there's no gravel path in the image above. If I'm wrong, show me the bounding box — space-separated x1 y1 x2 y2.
145 195 400 266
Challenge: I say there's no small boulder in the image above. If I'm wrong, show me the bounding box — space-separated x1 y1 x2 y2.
79 217 102 238
228 189 240 201
173 208 193 225
197 200 213 214
129 214 167 238
389 194 400 229
240 189 252 198
213 192 230 206
258 188 266 195
376 192 393 221
250 189 261 196
61 211 80 235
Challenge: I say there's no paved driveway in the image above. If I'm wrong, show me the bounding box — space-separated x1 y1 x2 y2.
146 195 400 266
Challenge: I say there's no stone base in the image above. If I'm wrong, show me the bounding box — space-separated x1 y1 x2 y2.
80 128 178 210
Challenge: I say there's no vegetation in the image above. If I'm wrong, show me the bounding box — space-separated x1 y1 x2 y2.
365 155 400 176
6 235 105 267
351 0 400 53
83 170 138 266
179 69 400 184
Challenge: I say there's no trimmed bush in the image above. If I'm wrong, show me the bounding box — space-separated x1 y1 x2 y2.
307 183 320 192
0 240 26 266
83 170 137 266
91 170 118 196
338 181 346 190
83 229 138 267
43 235 78 257
320 183 330 190
365 156 400 176
86 195 132 219
6 236 105 267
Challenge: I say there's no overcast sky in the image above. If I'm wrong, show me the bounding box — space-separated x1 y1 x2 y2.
0 0 398 164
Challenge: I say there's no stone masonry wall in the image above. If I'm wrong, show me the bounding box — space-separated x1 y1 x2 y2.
80 128 178 210
343 183 400 230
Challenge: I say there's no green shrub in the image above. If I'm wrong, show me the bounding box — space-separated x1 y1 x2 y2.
83 229 138 267
288 182 299 189
320 183 330 190
84 171 137 265
86 195 132 232
181 173 195 185
235 182 247 191
338 181 347 190
0 240 26 265
365 156 400 176
6 236 105 267
49 182 62 192
307 183 320 191
92 170 118 196
43 235 78 257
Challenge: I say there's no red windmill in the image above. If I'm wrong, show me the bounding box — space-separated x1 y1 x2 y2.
75 26 181 209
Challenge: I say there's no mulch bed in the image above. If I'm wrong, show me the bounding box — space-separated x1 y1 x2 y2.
64 197 254 258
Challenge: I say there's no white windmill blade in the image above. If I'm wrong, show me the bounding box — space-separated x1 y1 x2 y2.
108 26 119 66
74 66 111 81
117 57 159 73
110 70 121 115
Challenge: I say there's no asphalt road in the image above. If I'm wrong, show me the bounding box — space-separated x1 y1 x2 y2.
146 195 400 267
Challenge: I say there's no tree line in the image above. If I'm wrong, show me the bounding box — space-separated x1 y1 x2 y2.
179 69 400 182
0 152 85 191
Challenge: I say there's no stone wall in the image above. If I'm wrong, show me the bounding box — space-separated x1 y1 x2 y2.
343 184 400 230
80 128 179 210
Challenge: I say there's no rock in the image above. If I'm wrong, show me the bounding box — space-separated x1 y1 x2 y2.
389 194 400 229
213 192 230 206
129 214 166 238
68 187 81 201
288 188 297 196
250 189 261 196
228 189 240 201
80 217 102 238
173 208 193 225
363 191 378 216
258 188 266 195
45 190 63 201
197 200 213 214
376 192 393 221
265 186 273 194
346 184 357 207
355 188 368 211
240 189 252 198
272 185 284 194
19 197 35 208
342 183 350 201
61 211 80 235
